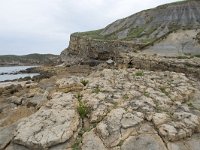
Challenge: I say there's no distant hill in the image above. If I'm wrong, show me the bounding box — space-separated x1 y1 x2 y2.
74 0 200 43
0 53 61 66
61 0 200 64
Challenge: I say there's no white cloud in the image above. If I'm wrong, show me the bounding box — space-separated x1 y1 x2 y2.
0 0 177 55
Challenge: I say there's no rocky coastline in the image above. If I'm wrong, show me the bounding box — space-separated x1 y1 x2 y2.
0 66 55 84
0 59 200 149
1 0 200 149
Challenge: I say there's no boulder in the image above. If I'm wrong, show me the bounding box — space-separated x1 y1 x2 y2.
82 130 107 150
14 93 80 149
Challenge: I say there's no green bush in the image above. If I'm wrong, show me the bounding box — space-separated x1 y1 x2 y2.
134 71 144 76
159 86 169 96
72 138 82 150
144 91 150 97
194 55 200 58
77 101 90 119
75 93 83 101
80 80 89 86
92 85 101 94
123 94 129 99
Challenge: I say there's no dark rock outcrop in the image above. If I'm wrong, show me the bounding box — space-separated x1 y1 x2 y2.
61 35 145 65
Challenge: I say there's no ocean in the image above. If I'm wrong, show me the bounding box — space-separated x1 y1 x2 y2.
0 66 39 82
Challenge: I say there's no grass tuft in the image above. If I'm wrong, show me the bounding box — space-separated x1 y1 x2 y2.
80 80 89 86
134 71 144 77
77 101 91 119
92 85 101 94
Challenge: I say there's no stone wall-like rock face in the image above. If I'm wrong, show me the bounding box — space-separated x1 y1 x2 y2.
61 34 144 66
117 53 200 79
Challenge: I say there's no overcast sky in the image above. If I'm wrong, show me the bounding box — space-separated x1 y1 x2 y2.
0 0 178 55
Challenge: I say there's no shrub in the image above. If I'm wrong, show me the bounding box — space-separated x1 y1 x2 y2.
75 93 83 101
144 91 150 97
134 71 144 77
72 138 82 150
80 80 89 86
123 94 129 100
194 55 200 58
159 86 169 96
177 55 188 59
92 85 101 94
77 101 90 119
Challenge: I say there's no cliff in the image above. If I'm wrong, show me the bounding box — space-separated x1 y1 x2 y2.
61 0 200 65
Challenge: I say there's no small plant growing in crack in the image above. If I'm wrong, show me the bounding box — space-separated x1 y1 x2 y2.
72 125 94 150
144 91 150 97
156 106 163 113
187 102 193 107
77 100 90 119
134 71 144 77
75 93 83 101
72 137 82 150
123 94 129 100
159 86 169 96
80 79 89 86
73 99 93 150
117 140 124 146
75 93 90 119
92 85 101 94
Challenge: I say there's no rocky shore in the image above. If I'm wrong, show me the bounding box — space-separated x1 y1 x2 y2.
117 53 200 79
0 61 200 150
1 1 200 149
0 66 56 83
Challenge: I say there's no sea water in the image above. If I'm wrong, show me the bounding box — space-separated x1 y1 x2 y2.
0 66 39 82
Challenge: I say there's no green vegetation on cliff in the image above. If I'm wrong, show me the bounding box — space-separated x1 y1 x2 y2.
73 0 200 44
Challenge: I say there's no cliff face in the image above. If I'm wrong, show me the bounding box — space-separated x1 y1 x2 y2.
100 0 200 40
61 0 200 65
60 35 145 65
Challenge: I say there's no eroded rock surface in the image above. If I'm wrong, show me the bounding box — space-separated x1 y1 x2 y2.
54 68 199 149
13 93 79 149
1 68 200 150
